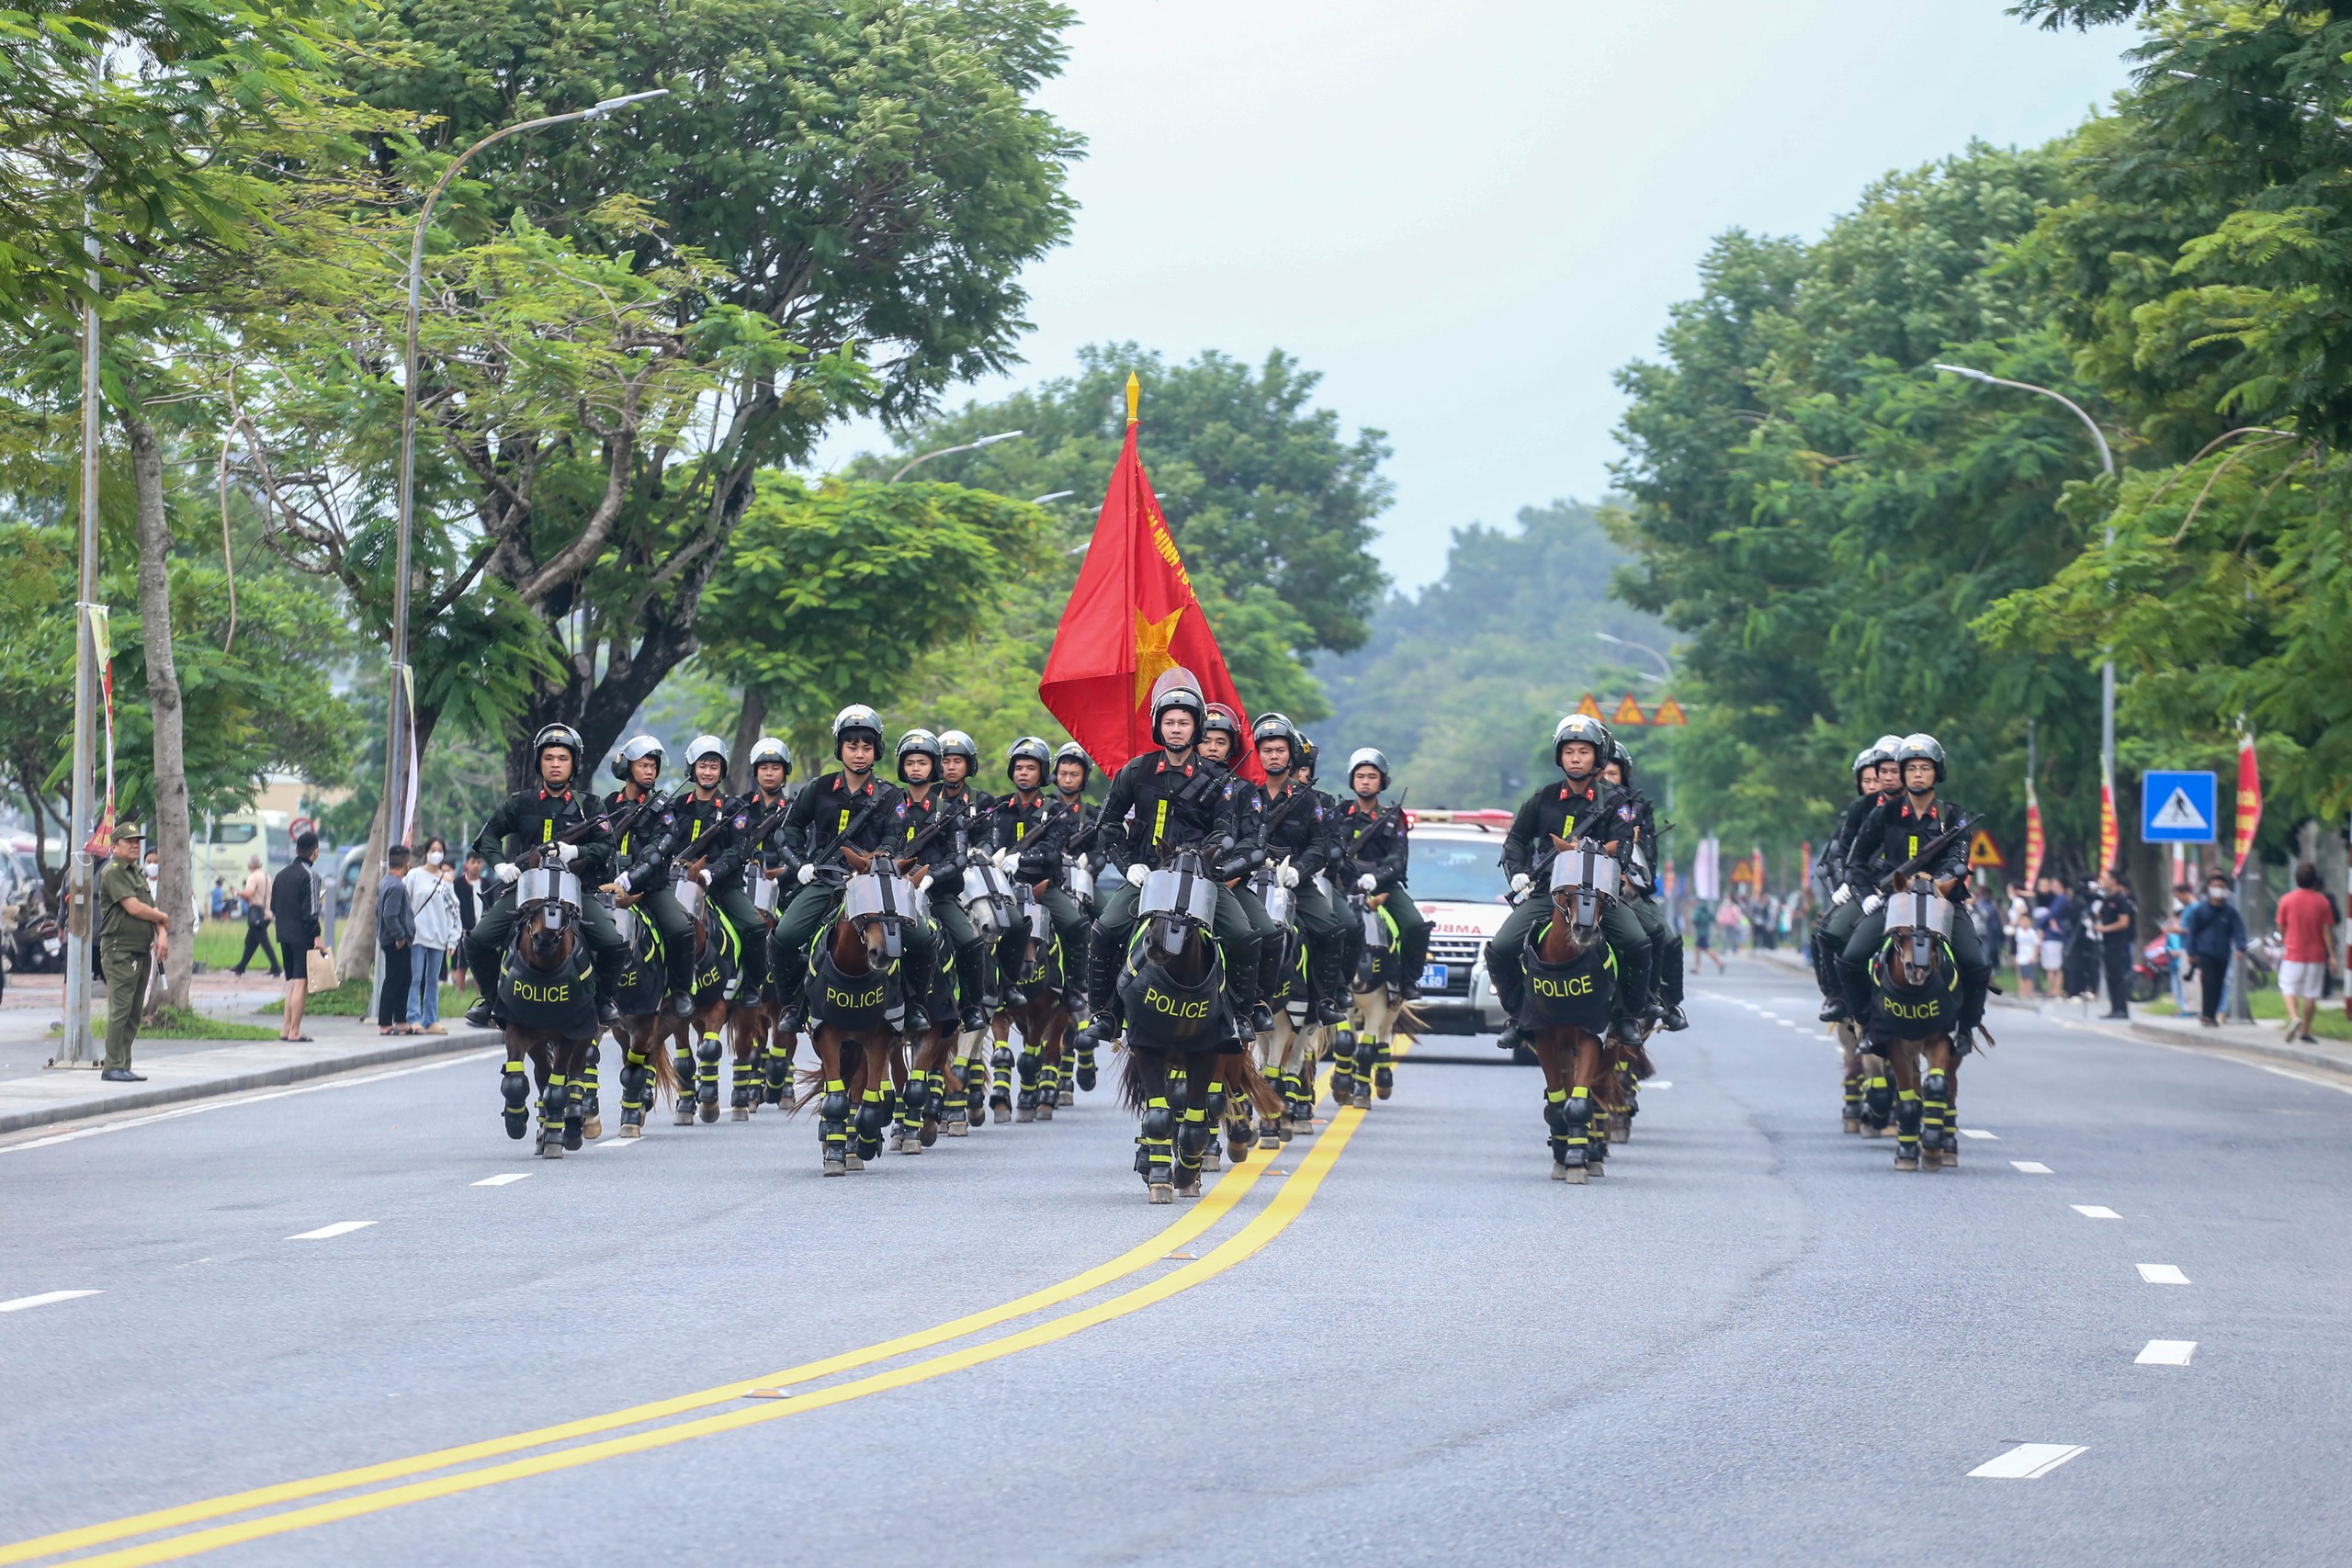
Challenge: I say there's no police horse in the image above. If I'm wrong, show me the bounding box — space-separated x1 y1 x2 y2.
1241 857 1322 1152
496 867 609 1157
1863 875 1972 1171
1114 844 1282 1203
1514 838 1635 1183
1332 884 1407 1109
794 851 924 1175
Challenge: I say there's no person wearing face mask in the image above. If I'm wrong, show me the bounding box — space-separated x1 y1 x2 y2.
2179 872 2248 1027
405 837 461 1032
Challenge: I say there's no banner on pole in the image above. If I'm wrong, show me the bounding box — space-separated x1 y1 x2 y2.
2232 730 2262 876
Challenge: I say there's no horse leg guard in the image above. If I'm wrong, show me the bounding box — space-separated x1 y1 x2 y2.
764 1043 792 1103
855 1090 887 1161
1175 1109 1209 1191
1862 1062 1894 1132
537 1075 570 1157
1894 1090 1922 1169
1137 1099 1176 1196
1921 1068 1951 1160
695 1033 723 1121
672 1044 696 1125
1841 1067 1863 1133
1329 1025 1357 1104
1075 1035 1098 1092
989 1045 1014 1119
1374 1037 1395 1098
1561 1087 1593 1170
731 1055 754 1118
619 1057 649 1134
501 1059 530 1141
581 1043 602 1122
1015 1046 1040 1120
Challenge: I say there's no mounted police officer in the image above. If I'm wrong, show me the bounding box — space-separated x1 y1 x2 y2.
635 733 752 992
1604 739 1688 1032
1836 732 1990 1042
695 735 793 1005
591 733 695 1017
1487 714 1656 1054
895 728 989 1032
1815 734 1904 1021
1090 668 1263 1041
991 735 1092 1007
767 706 940 1034
463 724 631 1028
1196 703 1281 1033
1251 713 1351 1025
1336 747 1430 1003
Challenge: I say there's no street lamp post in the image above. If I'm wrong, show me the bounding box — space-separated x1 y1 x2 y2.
1932 363 2120 868
1594 630 1674 682
383 89 668 856
888 430 1021 482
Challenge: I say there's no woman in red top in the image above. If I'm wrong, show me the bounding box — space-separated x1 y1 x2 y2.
2274 862 2343 1043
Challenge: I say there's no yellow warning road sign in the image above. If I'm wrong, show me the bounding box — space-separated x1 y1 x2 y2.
1966 829 2006 872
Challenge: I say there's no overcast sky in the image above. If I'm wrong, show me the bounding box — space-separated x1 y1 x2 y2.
811 0 2136 591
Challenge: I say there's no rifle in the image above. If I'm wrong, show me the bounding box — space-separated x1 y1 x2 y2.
1342 788 1409 879
1872 814 1974 897
517 789 671 872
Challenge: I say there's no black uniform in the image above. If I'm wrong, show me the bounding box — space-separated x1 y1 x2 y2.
701 787 790 1000
1336 795 1433 995
766 769 939 1011
898 786 989 1012
991 789 1092 993
1486 775 1654 1028
1090 749 1261 1028
1836 794 1988 1030
1815 791 1895 999
1258 776 1351 1010
1616 785 1684 1012
466 785 629 1012
634 786 743 999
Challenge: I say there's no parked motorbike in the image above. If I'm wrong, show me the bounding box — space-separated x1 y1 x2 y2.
7 890 65 974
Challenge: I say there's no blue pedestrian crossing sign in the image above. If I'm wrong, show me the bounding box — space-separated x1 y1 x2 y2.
2142 770 2218 843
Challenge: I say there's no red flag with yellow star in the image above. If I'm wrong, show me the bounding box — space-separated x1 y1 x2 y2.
1040 376 1260 779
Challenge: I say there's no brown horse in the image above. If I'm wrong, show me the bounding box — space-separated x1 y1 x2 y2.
1521 837 1629 1184
791 847 923 1175
496 874 604 1158
659 874 734 1127
1868 875 1972 1172
998 884 1078 1124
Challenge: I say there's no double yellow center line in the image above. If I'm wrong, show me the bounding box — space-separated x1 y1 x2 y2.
6 1043 1405 1567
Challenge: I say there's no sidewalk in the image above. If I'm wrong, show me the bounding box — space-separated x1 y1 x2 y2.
1746 943 2352 1081
0 967 499 1135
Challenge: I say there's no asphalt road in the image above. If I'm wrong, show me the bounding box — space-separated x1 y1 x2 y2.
5 956 2348 1567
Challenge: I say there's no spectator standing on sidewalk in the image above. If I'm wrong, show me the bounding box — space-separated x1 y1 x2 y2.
2275 862 2342 1043
404 838 460 1033
2011 900 2040 996
2163 881 2194 1010
96 823 170 1082
274 831 326 1041
2095 868 2138 1020
2037 878 2072 999
232 854 278 977
376 845 416 1035
452 851 486 996
2179 873 2248 1027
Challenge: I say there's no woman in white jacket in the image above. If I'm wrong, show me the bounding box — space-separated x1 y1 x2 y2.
405 837 463 1032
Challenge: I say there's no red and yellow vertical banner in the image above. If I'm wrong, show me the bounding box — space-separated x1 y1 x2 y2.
2022 774 2045 891
2097 753 2119 875
2232 729 2262 876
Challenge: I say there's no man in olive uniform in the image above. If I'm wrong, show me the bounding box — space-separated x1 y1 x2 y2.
462 724 630 1029
767 705 939 1033
1336 747 1431 1002
96 822 171 1081
1487 714 1656 1053
1090 668 1261 1040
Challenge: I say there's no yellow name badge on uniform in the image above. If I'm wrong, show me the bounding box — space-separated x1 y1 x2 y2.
1907 835 1918 860
1153 799 1169 845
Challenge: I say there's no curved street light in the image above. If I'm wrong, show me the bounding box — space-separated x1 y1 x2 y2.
889 429 1022 482
1931 362 2118 863
386 88 669 852
1594 629 1674 682
1030 490 1075 505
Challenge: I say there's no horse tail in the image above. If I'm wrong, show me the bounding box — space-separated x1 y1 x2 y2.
1117 1042 1166 1116
1222 1050 1284 1119
647 1030 682 1104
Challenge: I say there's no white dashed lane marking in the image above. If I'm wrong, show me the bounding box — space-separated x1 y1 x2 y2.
286 1221 377 1242
0 1290 102 1314
472 1173 533 1187
2137 1339 2197 1366
2072 1205 2121 1219
1958 1128 1996 1140
2010 1161 2053 1175
2137 1263 2191 1285
1968 1443 2087 1480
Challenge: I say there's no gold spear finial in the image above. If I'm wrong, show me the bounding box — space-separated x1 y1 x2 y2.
1125 371 1140 426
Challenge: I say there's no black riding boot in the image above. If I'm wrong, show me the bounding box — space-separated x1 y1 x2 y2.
1088 931 1125 1034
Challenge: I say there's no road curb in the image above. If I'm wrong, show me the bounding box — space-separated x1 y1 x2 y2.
0 1029 502 1136
2124 1021 2352 1079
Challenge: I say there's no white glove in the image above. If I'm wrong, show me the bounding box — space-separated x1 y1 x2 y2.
555 842 580 866
1125 863 1149 887
797 863 818 886
915 873 934 897
1861 893 1884 916
994 849 1019 873
1510 873 1532 898
1831 883 1853 908
1357 874 1378 894
1277 864 1300 888
493 862 520 885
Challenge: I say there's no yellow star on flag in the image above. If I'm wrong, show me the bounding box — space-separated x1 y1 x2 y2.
1133 606 1183 706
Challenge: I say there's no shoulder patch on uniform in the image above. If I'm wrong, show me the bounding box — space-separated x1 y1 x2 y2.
661 813 674 825
1618 804 1637 819
732 813 748 829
